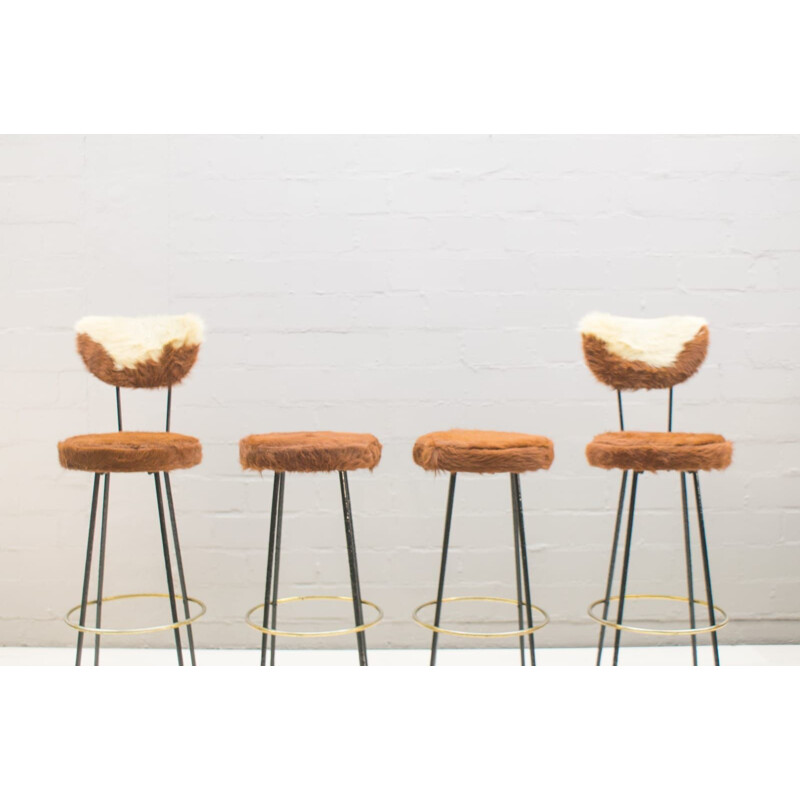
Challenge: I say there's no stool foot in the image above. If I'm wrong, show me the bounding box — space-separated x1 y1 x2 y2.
430 473 457 666
340 471 367 666
511 474 536 666
680 472 699 665
92 473 111 666
693 472 721 666
261 472 285 666
154 473 184 666
76 473 102 667
612 470 640 666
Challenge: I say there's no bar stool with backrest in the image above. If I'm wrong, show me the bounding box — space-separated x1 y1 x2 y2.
240 431 383 666
58 315 205 666
411 430 554 665
580 312 733 666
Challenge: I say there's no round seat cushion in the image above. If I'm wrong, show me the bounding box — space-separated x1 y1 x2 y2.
586 431 732 472
58 432 202 473
413 429 554 474
240 431 382 473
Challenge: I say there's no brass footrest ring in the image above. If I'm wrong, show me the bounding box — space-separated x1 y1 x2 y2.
412 596 549 638
245 595 383 638
65 593 206 635
588 594 729 636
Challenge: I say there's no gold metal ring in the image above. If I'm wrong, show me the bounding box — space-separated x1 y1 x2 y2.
245 595 383 638
64 593 206 635
587 594 729 635
412 596 549 638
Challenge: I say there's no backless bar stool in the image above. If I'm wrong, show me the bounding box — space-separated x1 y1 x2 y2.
240 432 383 666
412 430 553 665
58 315 205 666
580 313 732 666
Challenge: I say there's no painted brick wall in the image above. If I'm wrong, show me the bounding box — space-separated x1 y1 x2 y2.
1 135 798 650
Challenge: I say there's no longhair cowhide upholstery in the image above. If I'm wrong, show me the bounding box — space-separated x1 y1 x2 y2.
75 314 203 388
240 432 382 473
413 429 554 474
586 432 732 473
580 312 708 390
58 432 202 473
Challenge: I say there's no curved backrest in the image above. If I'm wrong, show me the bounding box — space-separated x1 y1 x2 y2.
579 312 708 391
75 314 204 389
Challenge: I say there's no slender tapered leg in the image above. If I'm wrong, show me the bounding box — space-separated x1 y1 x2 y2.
693 472 721 666
511 474 536 666
680 472 698 665
260 472 283 666
76 474 102 666
430 473 457 666
269 473 286 667
163 473 196 666
154 472 184 665
339 471 368 666
612 470 640 666
93 473 111 666
510 475 526 666
596 471 629 666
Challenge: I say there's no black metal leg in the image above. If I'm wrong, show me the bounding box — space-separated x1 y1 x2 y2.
76 473 101 667
510 475 526 666
154 472 184 666
163 472 196 666
597 471 628 666
612 470 640 666
339 471 367 666
680 472 698 666
93 473 110 666
512 474 536 666
260 472 283 666
693 472 721 666
269 473 286 667
430 473 457 666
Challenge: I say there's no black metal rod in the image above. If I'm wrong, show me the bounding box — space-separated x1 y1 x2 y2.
163 472 196 666
680 472 698 665
596 470 629 666
154 472 184 665
269 472 285 667
260 472 282 666
510 475 526 666
93 473 110 666
115 387 122 432
339 471 368 666
617 390 625 431
430 473 457 666
76 473 101 666
612 470 640 666
668 388 674 432
165 387 172 432
693 472 721 666
512 474 536 666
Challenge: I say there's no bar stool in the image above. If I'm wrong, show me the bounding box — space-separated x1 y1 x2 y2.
411 430 553 665
58 315 205 666
240 431 383 666
580 312 733 666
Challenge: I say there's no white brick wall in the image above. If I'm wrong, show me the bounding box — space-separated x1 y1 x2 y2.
1 134 799 651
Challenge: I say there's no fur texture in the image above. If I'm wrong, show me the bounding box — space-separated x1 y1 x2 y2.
240 431 382 473
58 432 202 473
579 313 707 368
586 431 732 472
582 327 709 391
75 314 203 388
413 429 554 474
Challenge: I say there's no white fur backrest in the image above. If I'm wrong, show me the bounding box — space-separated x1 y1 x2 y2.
579 312 707 368
76 314 204 369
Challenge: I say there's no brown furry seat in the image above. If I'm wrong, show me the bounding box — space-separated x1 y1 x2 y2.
586 431 732 472
58 432 202 473
240 432 382 473
413 429 554 474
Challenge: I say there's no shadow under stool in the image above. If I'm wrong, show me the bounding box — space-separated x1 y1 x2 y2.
58 314 206 666
411 429 554 666
580 312 733 666
239 431 383 666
